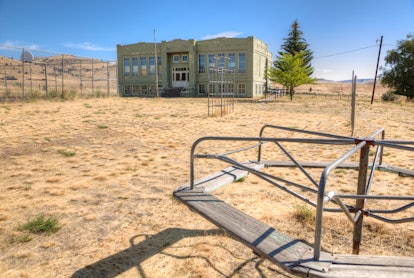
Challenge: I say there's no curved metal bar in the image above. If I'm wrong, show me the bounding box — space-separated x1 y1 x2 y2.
259 124 355 140
191 136 355 189
258 124 355 162
314 140 367 260
367 213 414 224
368 201 414 213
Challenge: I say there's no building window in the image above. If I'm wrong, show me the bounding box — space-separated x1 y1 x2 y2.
173 55 180 63
218 53 225 68
198 55 205 73
228 83 234 93
149 57 155 75
208 54 215 72
199 84 206 95
209 84 215 94
238 83 246 94
142 85 147 95
123 58 130 76
238 53 246 73
132 58 138 76
124 85 131 95
228 53 235 72
182 55 188 62
140 57 147 76
219 84 224 93
133 85 139 95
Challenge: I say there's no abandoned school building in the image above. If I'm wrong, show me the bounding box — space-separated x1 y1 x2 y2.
117 36 272 98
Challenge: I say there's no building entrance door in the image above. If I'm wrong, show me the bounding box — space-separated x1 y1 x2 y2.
172 67 189 88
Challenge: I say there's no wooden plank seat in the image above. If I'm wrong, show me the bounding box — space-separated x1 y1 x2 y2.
173 161 414 277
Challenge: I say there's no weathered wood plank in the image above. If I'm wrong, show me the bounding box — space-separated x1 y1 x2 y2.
333 254 414 267
174 161 264 193
174 161 414 277
174 189 333 276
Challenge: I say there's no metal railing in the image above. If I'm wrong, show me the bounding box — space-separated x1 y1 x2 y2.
189 125 414 261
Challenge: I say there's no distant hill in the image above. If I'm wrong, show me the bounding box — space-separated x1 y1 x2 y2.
317 78 375 84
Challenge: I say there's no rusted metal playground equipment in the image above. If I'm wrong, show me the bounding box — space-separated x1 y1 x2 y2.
174 125 414 277
207 56 235 117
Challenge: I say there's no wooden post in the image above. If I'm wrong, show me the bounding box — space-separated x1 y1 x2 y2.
61 54 64 98
92 58 95 96
352 144 370 254
80 60 83 96
107 61 110 96
22 48 25 99
4 63 8 94
371 35 383 104
44 63 48 96
351 71 356 136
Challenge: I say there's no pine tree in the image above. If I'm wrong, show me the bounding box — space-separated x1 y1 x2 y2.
276 20 314 76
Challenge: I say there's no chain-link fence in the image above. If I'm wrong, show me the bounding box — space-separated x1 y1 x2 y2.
0 45 118 100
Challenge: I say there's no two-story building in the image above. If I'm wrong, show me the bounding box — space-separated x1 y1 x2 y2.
117 36 272 98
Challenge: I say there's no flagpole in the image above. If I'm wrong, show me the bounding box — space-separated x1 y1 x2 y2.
154 29 159 97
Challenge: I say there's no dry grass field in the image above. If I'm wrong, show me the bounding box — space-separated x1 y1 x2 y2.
0 85 413 277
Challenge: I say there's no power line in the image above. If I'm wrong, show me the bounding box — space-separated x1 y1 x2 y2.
315 45 378 59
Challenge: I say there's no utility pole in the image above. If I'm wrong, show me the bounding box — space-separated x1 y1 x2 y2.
371 35 383 104
154 29 159 97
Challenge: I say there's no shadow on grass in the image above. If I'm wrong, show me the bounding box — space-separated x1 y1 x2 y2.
71 227 293 277
71 228 224 277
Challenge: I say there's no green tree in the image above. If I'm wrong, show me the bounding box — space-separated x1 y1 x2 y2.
269 52 315 100
381 33 414 100
276 20 314 77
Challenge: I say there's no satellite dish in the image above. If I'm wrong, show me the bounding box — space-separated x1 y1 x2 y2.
21 51 34 63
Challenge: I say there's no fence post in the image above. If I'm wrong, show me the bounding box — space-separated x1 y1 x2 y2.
61 54 64 98
80 60 83 97
22 48 25 99
107 61 110 96
4 63 8 95
352 143 370 254
92 58 94 96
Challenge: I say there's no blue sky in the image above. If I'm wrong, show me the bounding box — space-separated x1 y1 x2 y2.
0 0 413 81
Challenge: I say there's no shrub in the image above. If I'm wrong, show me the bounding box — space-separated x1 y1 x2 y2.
19 214 61 234
381 91 399 102
294 204 315 225
58 149 76 157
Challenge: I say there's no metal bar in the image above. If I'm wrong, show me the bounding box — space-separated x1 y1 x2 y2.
219 142 263 156
366 127 385 139
191 136 355 145
333 195 357 223
377 141 414 153
216 155 319 206
334 195 414 201
314 140 366 260
368 214 414 224
365 146 381 196
259 124 355 140
258 124 354 162
274 141 319 188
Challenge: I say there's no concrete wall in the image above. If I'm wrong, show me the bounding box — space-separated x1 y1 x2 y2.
117 37 272 98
